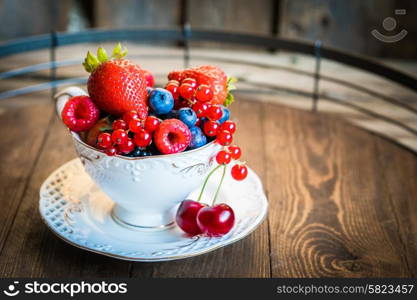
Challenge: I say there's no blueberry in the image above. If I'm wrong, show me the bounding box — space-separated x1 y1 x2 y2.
178 107 197 128
146 87 153 95
218 105 230 124
141 150 152 157
149 88 174 115
126 147 142 157
189 126 207 149
125 147 154 157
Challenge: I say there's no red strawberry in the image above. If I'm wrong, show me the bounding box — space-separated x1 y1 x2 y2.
154 119 191 154
83 44 148 119
168 65 234 105
61 96 100 132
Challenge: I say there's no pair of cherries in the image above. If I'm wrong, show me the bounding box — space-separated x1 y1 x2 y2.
176 200 235 237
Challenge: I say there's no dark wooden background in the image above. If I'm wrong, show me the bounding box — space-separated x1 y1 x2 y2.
1 0 417 57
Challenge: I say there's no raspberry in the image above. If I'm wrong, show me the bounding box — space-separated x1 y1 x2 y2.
154 119 191 154
61 96 100 132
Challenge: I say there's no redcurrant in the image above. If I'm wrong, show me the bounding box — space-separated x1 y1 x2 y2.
182 78 197 88
105 147 117 156
220 120 236 134
123 110 140 123
97 132 112 149
203 120 220 137
192 102 209 118
134 129 152 148
231 164 248 181
195 85 213 102
111 129 128 145
179 83 195 99
117 138 135 154
129 119 143 133
228 145 242 160
144 116 161 132
216 150 232 165
216 130 233 146
207 105 223 121
112 119 128 130
165 83 180 100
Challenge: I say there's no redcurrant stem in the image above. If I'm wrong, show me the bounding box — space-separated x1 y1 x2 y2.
212 164 227 206
196 164 222 202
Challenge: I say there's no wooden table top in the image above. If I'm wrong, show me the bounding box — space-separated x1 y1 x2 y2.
0 95 416 278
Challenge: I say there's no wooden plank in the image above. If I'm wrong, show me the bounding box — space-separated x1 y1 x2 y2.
94 0 180 28
0 114 132 277
131 99 271 277
375 139 417 276
263 103 412 277
0 96 53 256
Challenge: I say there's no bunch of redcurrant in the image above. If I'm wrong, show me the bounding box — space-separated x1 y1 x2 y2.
97 110 161 156
165 78 235 147
216 145 248 181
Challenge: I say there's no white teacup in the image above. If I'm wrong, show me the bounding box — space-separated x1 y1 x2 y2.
56 87 220 229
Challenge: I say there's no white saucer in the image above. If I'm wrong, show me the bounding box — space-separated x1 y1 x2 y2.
39 159 268 262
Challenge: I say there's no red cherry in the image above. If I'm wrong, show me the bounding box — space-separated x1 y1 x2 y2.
123 110 140 123
129 119 143 133
134 129 152 148
117 138 135 154
165 83 180 100
216 130 233 146
192 102 209 118
195 85 213 102
220 120 236 134
105 147 117 156
176 200 207 236
231 164 248 181
182 78 197 88
112 119 128 131
228 145 242 160
203 120 220 137
97 132 112 149
144 116 161 132
196 204 235 237
179 83 195 99
207 105 223 121
111 129 128 145
216 150 232 165
167 80 180 86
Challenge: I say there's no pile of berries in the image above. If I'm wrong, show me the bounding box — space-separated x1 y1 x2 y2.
59 43 248 237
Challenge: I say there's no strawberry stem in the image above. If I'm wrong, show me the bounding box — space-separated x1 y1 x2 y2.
196 164 222 202
212 164 227 205
83 43 128 73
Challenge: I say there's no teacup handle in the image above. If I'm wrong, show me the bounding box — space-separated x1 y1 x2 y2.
54 87 88 119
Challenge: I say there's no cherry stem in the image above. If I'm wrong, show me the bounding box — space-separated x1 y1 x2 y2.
196 164 222 202
212 164 227 206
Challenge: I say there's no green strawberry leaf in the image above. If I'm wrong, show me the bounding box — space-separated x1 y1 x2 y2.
83 43 128 73
227 76 237 91
82 51 100 73
97 47 108 63
224 77 237 107
111 42 128 59
224 92 234 107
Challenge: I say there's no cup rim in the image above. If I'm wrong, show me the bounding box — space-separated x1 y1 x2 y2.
71 131 217 160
